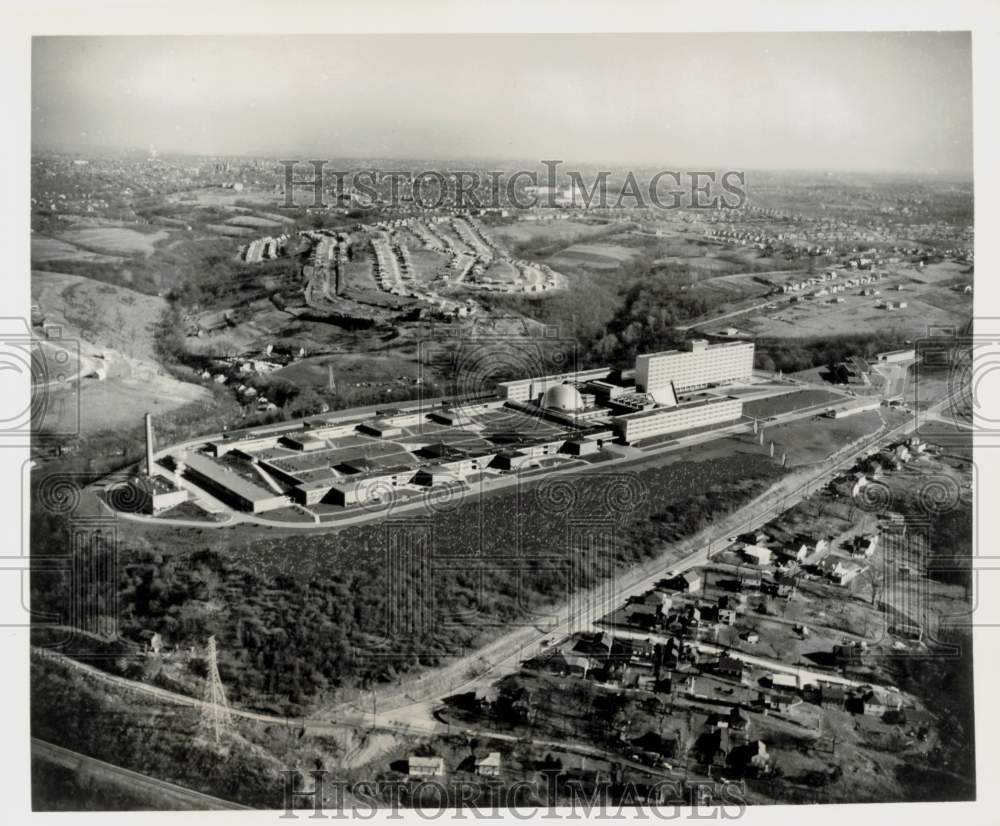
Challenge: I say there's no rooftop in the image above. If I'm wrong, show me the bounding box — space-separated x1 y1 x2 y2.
615 394 739 422
639 340 753 359
133 474 180 495
180 451 281 503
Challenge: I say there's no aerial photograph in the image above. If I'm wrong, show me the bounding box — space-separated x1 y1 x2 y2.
27 31 976 813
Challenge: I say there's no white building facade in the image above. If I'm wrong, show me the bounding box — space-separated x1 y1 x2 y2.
636 340 755 394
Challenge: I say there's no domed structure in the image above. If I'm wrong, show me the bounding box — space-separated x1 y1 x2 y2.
541 383 584 412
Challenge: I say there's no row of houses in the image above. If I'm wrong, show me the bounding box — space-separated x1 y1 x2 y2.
241 233 288 263
406 752 502 779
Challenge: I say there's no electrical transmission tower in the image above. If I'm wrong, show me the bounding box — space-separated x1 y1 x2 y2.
200 636 232 747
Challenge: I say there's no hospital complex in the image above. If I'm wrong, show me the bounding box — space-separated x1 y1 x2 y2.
127 340 755 517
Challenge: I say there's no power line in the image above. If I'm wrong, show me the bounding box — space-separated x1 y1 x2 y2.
199 636 233 747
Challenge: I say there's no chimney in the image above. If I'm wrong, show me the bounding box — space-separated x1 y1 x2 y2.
144 413 155 477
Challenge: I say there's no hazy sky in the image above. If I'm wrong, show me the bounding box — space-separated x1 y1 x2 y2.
32 32 972 174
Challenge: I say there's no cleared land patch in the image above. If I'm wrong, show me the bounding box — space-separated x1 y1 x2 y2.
31 237 123 265
57 227 169 256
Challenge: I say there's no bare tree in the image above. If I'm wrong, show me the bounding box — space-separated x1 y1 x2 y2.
865 561 886 608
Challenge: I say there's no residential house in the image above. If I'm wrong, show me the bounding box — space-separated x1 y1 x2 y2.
758 690 799 713
705 706 750 739
622 666 658 692
716 654 748 683
732 740 771 775
571 632 611 660
626 602 663 629
832 642 866 668
742 545 773 566
819 682 848 708
707 728 732 770
137 630 163 655
720 593 747 613
475 753 502 777
408 756 446 778
630 731 677 765
883 512 907 535
852 534 879 559
685 604 703 629
495 687 532 723
716 604 737 626
801 538 831 567
727 707 751 741
770 672 799 692
624 637 656 662
784 543 809 564
474 685 500 709
818 557 862 586
639 590 673 613
739 531 771 546
859 687 903 716
676 570 703 593
562 654 591 677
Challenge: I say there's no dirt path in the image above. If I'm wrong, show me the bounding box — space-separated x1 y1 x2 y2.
32 737 250 810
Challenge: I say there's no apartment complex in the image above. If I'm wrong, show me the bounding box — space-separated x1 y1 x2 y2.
636 340 755 394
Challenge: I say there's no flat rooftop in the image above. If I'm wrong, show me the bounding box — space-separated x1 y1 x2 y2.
615 394 739 421
181 451 281 503
639 341 753 359
496 366 613 388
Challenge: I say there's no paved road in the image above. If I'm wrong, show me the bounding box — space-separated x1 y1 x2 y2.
31 737 250 810
606 626 866 689
354 390 951 725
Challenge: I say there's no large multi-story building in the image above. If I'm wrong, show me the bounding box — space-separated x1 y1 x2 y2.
636 340 754 395
612 395 743 444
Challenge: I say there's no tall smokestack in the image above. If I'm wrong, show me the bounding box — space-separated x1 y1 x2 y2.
145 413 155 477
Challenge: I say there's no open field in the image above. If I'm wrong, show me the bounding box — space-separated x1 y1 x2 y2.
740 265 972 340
204 223 254 237
166 187 280 209
482 259 519 283
41 374 212 438
743 296 968 340
31 269 213 437
743 389 849 420
57 227 170 256
225 215 283 229
762 410 893 467
547 242 641 270
32 236 123 265
487 218 616 246
33 270 169 366
684 273 776 306
273 351 423 388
